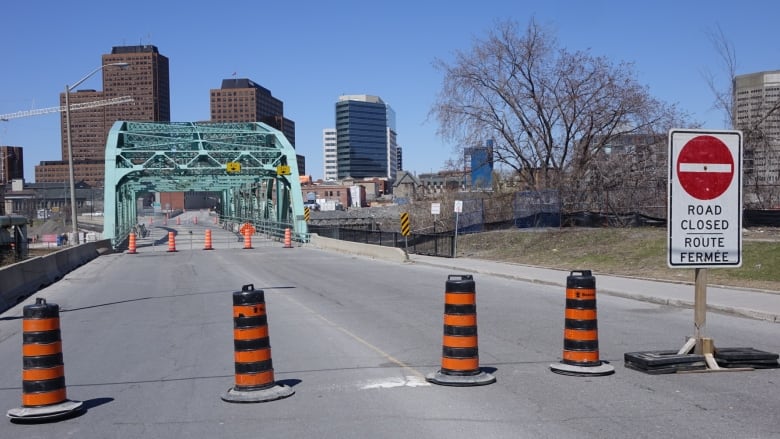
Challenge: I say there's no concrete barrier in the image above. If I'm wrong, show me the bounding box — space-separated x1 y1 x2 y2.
307 234 408 263
0 257 53 311
0 239 113 314
0 258 32 311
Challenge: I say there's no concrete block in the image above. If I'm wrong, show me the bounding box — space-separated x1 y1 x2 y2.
308 234 407 263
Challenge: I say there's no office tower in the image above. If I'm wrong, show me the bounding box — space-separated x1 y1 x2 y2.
210 78 296 147
103 45 171 123
335 95 397 180
466 139 494 189
35 45 170 187
734 70 780 184
323 128 337 181
396 146 403 174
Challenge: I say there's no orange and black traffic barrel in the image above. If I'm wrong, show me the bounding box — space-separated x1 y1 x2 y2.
550 270 614 376
426 274 495 386
242 230 253 250
203 229 214 250
128 232 137 254
222 284 293 403
167 231 177 252
7 298 84 421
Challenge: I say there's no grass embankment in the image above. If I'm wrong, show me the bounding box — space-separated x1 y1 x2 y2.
457 228 780 291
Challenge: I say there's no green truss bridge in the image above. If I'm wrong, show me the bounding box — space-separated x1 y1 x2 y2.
102 121 307 248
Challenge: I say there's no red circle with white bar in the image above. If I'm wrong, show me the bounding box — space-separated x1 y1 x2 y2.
676 135 734 200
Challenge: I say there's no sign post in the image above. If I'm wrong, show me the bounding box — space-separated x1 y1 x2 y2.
431 202 441 254
453 200 463 259
431 202 440 232
668 129 742 359
400 212 411 258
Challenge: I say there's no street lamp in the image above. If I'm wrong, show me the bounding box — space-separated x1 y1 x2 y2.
65 62 128 244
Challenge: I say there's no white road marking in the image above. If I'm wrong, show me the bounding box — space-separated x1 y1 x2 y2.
361 376 430 389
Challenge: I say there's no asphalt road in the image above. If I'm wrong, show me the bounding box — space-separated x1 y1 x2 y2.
1 223 779 438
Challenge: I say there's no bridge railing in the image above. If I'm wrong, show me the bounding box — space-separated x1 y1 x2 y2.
221 216 311 244
307 225 455 258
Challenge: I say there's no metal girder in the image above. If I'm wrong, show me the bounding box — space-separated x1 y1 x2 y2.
103 121 306 247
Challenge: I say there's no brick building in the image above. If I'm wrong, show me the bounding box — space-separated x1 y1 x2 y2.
35 45 170 187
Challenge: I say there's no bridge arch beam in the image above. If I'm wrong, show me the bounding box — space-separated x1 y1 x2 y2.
102 121 306 247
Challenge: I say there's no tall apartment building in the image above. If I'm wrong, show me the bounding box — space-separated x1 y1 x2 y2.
35 45 170 187
335 95 397 181
210 78 296 147
323 128 337 181
734 70 780 184
0 146 24 184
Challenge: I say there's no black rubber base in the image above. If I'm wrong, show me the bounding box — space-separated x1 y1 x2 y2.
426 370 496 386
7 400 84 423
221 384 294 403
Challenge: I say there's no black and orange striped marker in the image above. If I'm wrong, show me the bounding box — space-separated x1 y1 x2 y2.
222 284 294 403
166 231 177 253
7 298 84 422
427 275 495 386
242 230 253 250
203 229 214 250
550 270 614 376
128 232 137 254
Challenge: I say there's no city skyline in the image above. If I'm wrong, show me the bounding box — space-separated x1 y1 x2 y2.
2 1 779 182
33 45 170 187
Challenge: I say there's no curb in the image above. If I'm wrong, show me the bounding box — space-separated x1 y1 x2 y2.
408 257 780 324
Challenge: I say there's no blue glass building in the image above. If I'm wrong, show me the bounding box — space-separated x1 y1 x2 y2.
467 139 494 189
336 95 397 180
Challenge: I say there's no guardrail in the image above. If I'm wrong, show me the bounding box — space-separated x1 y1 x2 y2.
307 226 455 258
0 240 113 313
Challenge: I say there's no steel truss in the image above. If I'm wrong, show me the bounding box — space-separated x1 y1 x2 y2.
103 121 306 247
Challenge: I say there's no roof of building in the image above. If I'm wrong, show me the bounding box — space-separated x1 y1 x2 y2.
338 94 384 104
394 170 421 187
219 78 272 95
111 45 160 54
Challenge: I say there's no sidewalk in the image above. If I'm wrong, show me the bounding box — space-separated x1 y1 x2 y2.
409 254 780 323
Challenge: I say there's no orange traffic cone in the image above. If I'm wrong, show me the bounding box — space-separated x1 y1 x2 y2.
550 270 614 376
204 229 214 250
167 231 177 253
222 284 294 403
243 230 253 250
128 232 137 254
283 228 292 248
427 275 495 386
7 298 84 421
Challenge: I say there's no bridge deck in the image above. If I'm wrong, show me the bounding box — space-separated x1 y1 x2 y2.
1 223 778 437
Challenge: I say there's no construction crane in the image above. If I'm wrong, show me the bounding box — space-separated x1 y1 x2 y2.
0 96 134 121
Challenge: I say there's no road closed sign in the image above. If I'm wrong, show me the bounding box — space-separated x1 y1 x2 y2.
668 129 742 268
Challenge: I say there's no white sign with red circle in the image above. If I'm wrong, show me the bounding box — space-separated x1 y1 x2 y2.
668 129 742 268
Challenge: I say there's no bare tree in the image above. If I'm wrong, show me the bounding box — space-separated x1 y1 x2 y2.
702 25 737 129
431 19 689 209
706 26 780 207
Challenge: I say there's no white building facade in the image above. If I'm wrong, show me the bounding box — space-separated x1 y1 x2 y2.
322 128 337 181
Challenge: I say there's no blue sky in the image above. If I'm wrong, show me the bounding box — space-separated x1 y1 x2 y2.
1 1 778 182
